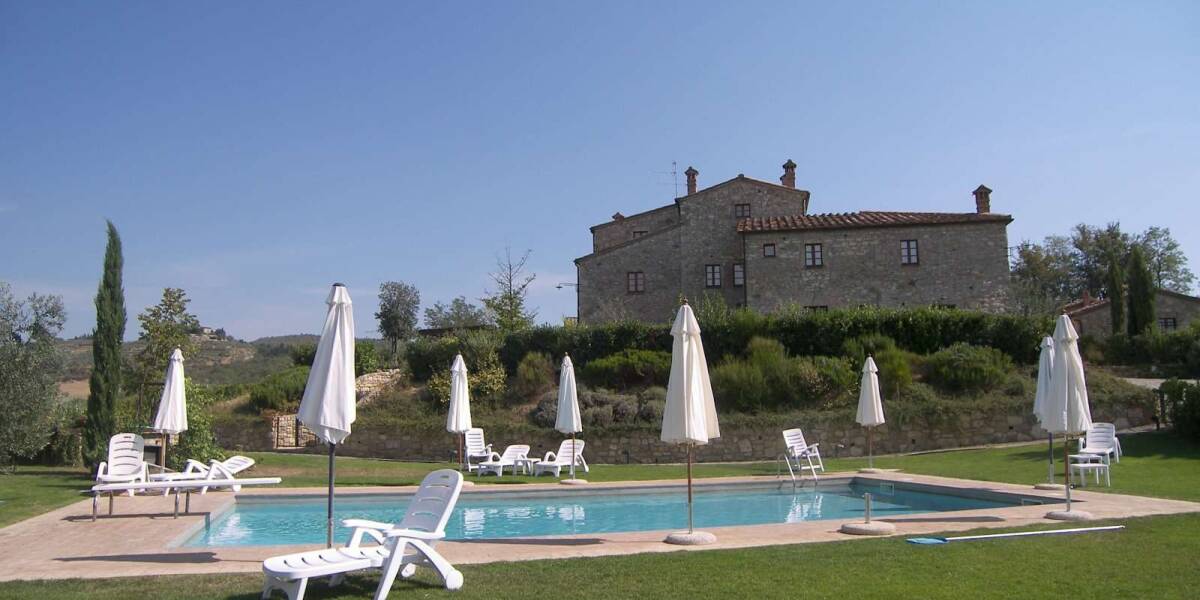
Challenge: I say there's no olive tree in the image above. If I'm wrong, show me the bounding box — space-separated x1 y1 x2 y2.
0 282 66 471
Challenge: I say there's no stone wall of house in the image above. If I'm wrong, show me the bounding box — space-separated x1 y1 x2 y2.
214 403 1152 464
591 205 679 253
743 221 1011 313
577 225 683 323
1073 291 1200 339
676 177 810 312
577 176 810 324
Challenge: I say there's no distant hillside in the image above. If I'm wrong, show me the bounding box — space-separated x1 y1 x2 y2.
58 335 318 387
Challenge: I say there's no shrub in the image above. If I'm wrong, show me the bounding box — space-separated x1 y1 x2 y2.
531 390 558 428
711 359 771 412
405 336 460 381
611 398 638 423
291 341 382 376
1160 379 1200 440
425 365 506 406
874 348 914 397
926 343 1013 393
583 405 614 428
579 349 671 389
512 352 555 401
248 366 311 413
841 334 899 363
168 380 225 470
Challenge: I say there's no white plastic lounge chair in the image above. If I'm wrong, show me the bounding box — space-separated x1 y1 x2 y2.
151 455 257 494
88 476 282 520
476 445 530 477
782 428 824 482
463 428 493 472
1089 423 1122 461
95 433 148 495
532 440 588 477
262 469 465 600
1072 427 1119 465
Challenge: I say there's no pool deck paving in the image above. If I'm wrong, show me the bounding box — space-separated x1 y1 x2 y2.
1 471 1198 583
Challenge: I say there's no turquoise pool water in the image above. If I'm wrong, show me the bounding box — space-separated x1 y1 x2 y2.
185 481 1020 547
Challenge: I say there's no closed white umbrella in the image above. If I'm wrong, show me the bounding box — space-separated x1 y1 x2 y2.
152 348 188 466
297 283 356 546
1043 315 1093 520
855 356 885 470
1033 337 1057 487
446 354 472 469
661 302 719 545
555 354 585 483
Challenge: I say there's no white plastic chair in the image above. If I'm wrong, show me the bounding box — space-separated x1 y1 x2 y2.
151 455 257 494
1074 427 1119 463
782 428 824 482
463 428 493 472
95 433 148 495
262 469 465 599
1090 423 1122 461
532 440 588 477
476 445 530 477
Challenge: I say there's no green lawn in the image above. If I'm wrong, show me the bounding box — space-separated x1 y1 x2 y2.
1 514 1197 599
2 431 1198 599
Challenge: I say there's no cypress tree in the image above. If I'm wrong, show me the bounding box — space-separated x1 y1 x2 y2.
84 221 127 469
1105 253 1125 335
1126 245 1156 336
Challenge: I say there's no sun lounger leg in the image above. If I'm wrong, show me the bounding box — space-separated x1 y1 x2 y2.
262 575 306 600
108 493 114 516
186 489 191 514
174 488 180 518
372 541 409 600
92 494 98 521
408 539 463 590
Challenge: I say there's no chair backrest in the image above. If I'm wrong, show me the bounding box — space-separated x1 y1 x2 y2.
106 433 145 477
500 445 530 461
222 455 255 474
464 428 486 454
397 469 464 535
557 439 584 464
1092 422 1116 432
1083 427 1115 450
782 428 808 453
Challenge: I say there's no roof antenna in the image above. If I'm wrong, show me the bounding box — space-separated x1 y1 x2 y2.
655 161 679 198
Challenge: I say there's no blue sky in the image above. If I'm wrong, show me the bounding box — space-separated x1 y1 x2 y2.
2 1 1198 340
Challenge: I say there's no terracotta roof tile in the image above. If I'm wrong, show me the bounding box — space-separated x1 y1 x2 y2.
736 210 1012 233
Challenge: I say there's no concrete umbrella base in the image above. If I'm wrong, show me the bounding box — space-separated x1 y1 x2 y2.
839 521 897 536
664 531 717 545
1045 509 1094 521
1034 483 1066 491
560 478 589 485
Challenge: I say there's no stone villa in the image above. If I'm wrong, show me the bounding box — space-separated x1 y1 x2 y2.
1065 289 1200 339
574 160 1013 323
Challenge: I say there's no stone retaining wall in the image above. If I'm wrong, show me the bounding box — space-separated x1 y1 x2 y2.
214 403 1153 464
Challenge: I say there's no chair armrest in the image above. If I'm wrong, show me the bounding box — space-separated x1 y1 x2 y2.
487 451 501 462
184 459 208 474
343 519 395 530
806 443 819 449
384 528 446 541
541 451 557 463
96 462 108 477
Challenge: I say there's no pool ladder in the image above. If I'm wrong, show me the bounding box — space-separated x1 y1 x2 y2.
776 453 819 489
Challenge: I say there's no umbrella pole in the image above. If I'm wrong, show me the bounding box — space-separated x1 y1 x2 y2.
686 444 694 534
570 432 576 479
327 442 336 548
1063 434 1072 511
458 433 464 471
1047 433 1055 485
867 427 874 470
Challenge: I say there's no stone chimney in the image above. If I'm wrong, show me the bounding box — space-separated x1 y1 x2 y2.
781 159 797 189
684 166 698 195
973 185 992 213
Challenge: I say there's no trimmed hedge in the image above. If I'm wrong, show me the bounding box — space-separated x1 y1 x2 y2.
248 366 311 413
499 307 1048 376
579 349 671 389
925 343 1014 393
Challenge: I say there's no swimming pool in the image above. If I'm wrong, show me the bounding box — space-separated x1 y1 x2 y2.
185 479 1029 547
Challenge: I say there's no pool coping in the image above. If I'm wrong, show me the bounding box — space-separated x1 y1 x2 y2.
2 470 1198 582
